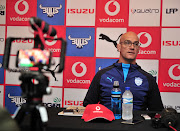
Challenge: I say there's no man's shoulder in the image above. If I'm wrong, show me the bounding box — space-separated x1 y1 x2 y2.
137 67 155 80
96 64 115 75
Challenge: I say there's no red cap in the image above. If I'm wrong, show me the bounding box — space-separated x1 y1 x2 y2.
81 104 115 122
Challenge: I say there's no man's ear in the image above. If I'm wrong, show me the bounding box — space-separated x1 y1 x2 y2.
116 44 121 52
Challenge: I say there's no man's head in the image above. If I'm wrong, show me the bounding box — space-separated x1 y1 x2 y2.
117 31 140 64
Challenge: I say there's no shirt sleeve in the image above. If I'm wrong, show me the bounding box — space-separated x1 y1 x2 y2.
83 72 101 107
147 76 164 111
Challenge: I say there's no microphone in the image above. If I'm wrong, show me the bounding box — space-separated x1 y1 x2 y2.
161 108 178 128
29 17 56 36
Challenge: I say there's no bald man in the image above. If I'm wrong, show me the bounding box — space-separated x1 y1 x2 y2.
83 31 164 111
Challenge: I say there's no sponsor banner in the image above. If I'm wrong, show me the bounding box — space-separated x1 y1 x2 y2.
129 0 160 26
159 60 180 92
0 85 4 106
5 56 21 84
128 27 160 59
5 86 22 114
64 88 88 108
136 59 159 83
0 26 5 54
96 27 127 58
37 0 65 25
44 57 63 87
7 26 34 55
161 28 180 59
162 0 180 27
66 27 95 57
96 58 118 73
96 0 128 27
161 92 180 113
0 0 6 24
63 57 95 88
44 26 66 57
0 56 4 84
66 0 96 26
43 88 62 108
6 0 37 25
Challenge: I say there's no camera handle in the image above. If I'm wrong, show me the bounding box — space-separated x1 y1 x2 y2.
12 71 51 131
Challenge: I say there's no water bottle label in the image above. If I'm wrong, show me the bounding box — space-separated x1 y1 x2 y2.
111 91 121 94
123 98 133 104
111 94 121 98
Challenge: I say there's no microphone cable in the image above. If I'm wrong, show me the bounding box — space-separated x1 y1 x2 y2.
169 125 177 131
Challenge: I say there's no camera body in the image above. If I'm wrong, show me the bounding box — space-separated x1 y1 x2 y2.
16 49 52 69
152 108 178 129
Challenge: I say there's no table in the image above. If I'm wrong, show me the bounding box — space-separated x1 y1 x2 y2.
20 107 180 131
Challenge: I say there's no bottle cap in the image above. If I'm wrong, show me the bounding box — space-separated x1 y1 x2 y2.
125 87 130 90
113 81 119 86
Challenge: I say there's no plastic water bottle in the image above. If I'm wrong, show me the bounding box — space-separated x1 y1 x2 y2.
111 81 121 119
122 87 133 120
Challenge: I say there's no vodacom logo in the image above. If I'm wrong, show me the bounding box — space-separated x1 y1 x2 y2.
168 64 180 80
138 32 152 48
72 62 87 77
14 0 29 15
96 106 101 111
104 0 120 16
44 34 57 46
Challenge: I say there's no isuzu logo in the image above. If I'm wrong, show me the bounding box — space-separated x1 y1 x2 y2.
67 9 95 14
163 41 180 46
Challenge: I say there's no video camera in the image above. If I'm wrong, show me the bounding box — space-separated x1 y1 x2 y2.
2 17 67 131
3 17 66 73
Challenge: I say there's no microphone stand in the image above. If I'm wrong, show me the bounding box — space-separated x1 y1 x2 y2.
13 71 49 131
12 34 50 131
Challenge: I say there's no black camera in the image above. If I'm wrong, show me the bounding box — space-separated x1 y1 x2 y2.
2 17 67 131
152 108 178 129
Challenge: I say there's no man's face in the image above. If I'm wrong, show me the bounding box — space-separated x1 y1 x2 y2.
117 32 140 63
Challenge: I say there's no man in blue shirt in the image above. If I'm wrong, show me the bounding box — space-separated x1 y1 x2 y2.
83 31 164 111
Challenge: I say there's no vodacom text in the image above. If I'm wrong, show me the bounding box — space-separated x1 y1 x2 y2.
66 78 90 84
163 82 180 87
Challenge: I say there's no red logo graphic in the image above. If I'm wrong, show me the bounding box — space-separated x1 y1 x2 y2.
63 57 95 88
159 60 180 92
128 27 160 59
104 0 120 16
7 0 37 25
14 0 29 15
168 64 180 80
138 32 152 48
72 62 87 77
96 0 128 27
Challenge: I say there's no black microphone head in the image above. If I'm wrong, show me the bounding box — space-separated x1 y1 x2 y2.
161 108 178 127
29 17 56 36
29 17 40 31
